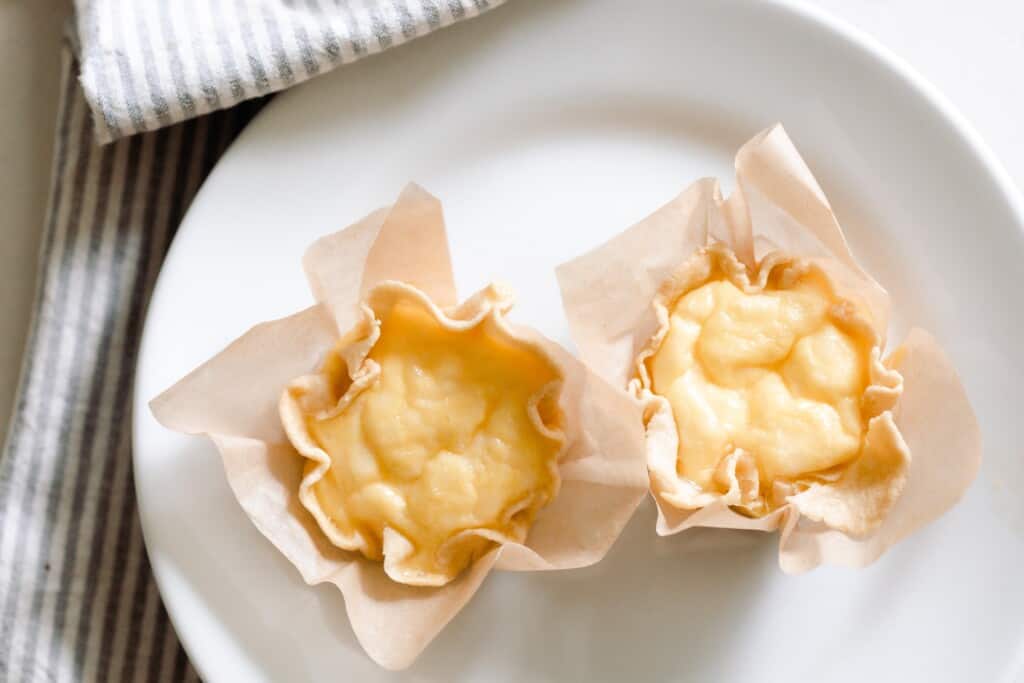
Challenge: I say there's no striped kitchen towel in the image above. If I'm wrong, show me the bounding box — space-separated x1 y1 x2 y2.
0 2 504 681
79 0 504 143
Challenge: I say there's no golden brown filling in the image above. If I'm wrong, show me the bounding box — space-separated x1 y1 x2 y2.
648 271 871 508
308 300 562 583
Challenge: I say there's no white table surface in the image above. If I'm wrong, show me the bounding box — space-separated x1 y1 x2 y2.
1 0 1022 446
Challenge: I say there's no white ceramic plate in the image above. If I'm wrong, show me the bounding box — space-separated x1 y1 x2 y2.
133 0 1024 680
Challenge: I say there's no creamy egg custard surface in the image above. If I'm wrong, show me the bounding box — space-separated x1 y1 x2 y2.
285 290 565 586
642 250 886 519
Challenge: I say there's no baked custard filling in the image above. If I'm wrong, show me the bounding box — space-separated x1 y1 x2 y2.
306 297 563 584
647 267 873 512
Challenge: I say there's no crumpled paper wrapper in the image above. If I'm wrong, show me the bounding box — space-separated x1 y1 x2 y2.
556 124 982 573
150 184 649 669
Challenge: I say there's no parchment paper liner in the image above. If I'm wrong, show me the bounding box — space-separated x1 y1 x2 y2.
556 124 981 573
150 184 649 669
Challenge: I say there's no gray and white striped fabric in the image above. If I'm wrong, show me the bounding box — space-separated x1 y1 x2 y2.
0 3 502 681
0 45 259 681
77 0 504 142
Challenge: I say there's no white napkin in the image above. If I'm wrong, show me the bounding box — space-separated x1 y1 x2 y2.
74 0 505 143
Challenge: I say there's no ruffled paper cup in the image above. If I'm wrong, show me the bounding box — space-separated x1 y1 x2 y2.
556 124 981 573
151 184 649 669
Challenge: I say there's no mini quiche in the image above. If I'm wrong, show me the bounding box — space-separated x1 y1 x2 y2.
557 125 980 572
150 184 648 669
281 283 566 586
635 246 905 536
